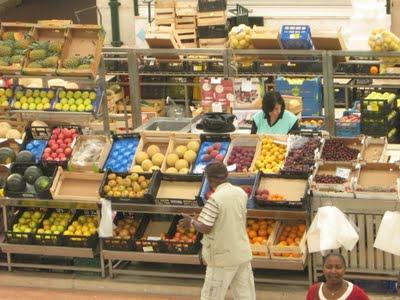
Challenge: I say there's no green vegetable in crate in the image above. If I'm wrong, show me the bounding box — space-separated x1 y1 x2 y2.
6 173 26 192
10 55 24 64
24 166 43 185
0 43 13 57
34 176 51 193
0 147 16 164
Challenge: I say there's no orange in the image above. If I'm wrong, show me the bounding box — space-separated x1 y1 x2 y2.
248 230 257 239
298 224 306 233
294 237 301 243
251 223 260 231
258 229 267 237
370 66 379 75
297 231 304 238
292 253 302 258
273 252 282 257
284 226 292 232
286 237 294 244
279 241 288 246
282 253 291 257
267 227 273 235
259 220 267 227
279 236 286 242
256 236 264 243
289 233 297 240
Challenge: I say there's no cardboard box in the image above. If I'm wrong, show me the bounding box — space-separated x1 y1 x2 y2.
360 136 387 163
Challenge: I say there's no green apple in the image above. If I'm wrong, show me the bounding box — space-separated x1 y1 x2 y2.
29 221 37 229
82 91 89 99
0 95 6 102
77 104 85 112
14 101 21 109
27 97 34 104
24 228 32 233
43 103 51 110
41 97 50 104
57 225 64 232
70 104 77 112
62 104 70 111
85 104 93 111
22 211 31 219
20 96 27 104
50 225 57 232
60 98 68 105
68 98 75 106
83 99 91 106
89 91 96 100
1 101 8 107
75 98 83 106
34 97 41 104
59 90 66 98
66 91 74 98
5 88 12 97
40 91 47 98
73 91 82 99
29 103 36 110
55 103 62 110
0 88 5 96
33 90 40 98
47 90 55 99
21 103 29 110
25 89 33 97
16 90 23 99
37 228 45 234
36 103 44 110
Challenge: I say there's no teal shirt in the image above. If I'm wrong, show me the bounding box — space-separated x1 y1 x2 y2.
252 110 298 135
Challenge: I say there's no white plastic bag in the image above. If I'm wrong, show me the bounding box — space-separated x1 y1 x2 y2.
98 198 113 238
374 211 400 255
307 206 359 253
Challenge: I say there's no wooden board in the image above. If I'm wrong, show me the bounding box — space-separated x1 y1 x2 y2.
360 137 387 163
176 28 197 46
198 38 226 48
175 16 196 29
155 8 175 26
175 0 197 16
155 0 174 9
197 11 226 26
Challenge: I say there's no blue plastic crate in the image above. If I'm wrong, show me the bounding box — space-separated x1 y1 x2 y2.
280 25 313 50
335 120 361 137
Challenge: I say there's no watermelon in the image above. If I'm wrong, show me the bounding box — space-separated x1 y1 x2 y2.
0 147 16 165
34 176 51 193
6 173 26 192
24 166 43 185
16 150 35 164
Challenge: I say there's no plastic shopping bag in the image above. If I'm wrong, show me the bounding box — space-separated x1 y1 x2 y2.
307 206 359 253
98 198 114 237
374 211 400 256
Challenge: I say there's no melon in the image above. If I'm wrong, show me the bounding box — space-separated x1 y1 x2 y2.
0 147 16 164
16 151 35 164
141 159 153 171
179 168 189 174
31 120 48 127
175 159 189 171
147 145 160 158
183 150 197 164
166 153 179 167
34 176 51 193
166 167 178 173
149 165 160 172
0 122 11 138
6 173 26 192
131 165 144 173
24 166 43 185
175 145 187 158
5 129 21 139
187 141 200 152
135 151 149 164
152 153 164 166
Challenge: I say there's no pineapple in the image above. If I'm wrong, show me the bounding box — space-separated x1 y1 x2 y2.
0 56 10 66
63 56 80 69
0 44 12 57
42 56 58 68
2 32 15 41
10 55 24 65
15 39 31 50
14 49 26 56
78 64 91 69
27 61 42 68
48 40 62 54
29 49 47 61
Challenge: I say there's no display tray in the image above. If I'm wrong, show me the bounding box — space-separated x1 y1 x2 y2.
247 219 280 259
354 163 400 200
310 162 356 198
251 173 308 209
360 136 387 163
50 167 102 202
53 88 105 116
10 86 58 112
318 136 364 164
21 126 52 163
149 171 203 207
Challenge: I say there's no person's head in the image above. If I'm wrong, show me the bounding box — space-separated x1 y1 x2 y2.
262 91 285 120
205 161 228 189
323 253 346 284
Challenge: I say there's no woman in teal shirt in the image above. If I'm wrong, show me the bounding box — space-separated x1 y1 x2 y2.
251 91 299 135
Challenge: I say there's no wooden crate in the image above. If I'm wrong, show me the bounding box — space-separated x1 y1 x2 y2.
37 19 73 27
175 0 197 16
50 166 103 202
176 28 197 48
249 220 280 259
130 131 172 173
160 133 201 173
175 16 196 29
155 0 174 9
22 25 67 76
57 24 104 78
197 11 226 27
155 8 176 26
146 26 180 49
198 38 226 48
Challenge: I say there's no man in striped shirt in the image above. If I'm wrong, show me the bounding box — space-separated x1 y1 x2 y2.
180 162 255 300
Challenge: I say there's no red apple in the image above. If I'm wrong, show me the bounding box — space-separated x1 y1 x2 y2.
215 154 224 161
64 130 72 138
51 152 58 159
207 146 214 154
44 147 51 154
214 143 222 150
210 150 219 158
64 147 72 157
56 139 63 145
58 133 65 140
56 148 64 154
51 144 59 151
52 128 61 135
203 154 211 161
58 152 66 159
64 138 72 145
50 134 58 140
59 143 66 149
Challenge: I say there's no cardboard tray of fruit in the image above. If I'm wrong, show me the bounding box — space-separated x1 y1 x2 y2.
199 174 255 206
161 133 200 174
149 171 204 207
41 125 82 170
359 136 387 163
223 134 260 175
68 135 111 173
102 213 142 251
5 163 56 199
130 131 171 173
32 209 75 246
6 208 47 244
309 162 356 198
99 170 155 204
250 135 287 174
10 86 58 112
21 126 52 163
268 221 307 263
103 133 140 173
192 134 231 174
0 87 16 110
251 173 309 209
247 219 280 258
316 136 364 164
299 117 325 132
353 163 400 200
62 210 99 248
53 88 104 116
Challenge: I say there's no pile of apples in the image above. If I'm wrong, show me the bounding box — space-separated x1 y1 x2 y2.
338 114 360 123
246 219 276 256
202 143 224 162
256 188 286 202
42 127 79 162
226 146 255 172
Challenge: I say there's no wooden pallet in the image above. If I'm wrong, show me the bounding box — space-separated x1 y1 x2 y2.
155 0 174 9
175 16 196 29
197 11 226 26
198 38 226 48
176 28 197 48
175 0 197 17
155 8 175 26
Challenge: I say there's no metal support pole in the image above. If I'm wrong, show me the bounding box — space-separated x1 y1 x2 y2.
322 51 335 135
98 57 110 135
3 205 11 272
128 50 142 129
224 49 230 78
108 0 123 47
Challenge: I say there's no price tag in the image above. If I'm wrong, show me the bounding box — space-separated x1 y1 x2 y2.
143 246 154 252
336 167 351 179
211 77 222 84
241 80 252 92
147 236 161 241
227 164 237 172
194 65 203 72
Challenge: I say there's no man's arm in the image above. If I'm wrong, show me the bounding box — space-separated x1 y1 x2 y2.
179 198 219 234
180 214 213 234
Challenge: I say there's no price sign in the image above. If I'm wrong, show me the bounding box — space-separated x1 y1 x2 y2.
336 167 351 179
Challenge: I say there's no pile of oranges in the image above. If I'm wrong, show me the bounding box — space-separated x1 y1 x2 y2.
252 137 286 174
246 219 276 256
268 193 286 201
272 223 306 258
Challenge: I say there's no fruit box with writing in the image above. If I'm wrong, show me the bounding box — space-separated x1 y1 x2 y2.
149 171 204 207
247 219 280 259
316 136 364 165
310 162 356 198
353 163 400 200
251 173 309 209
268 221 307 263
223 134 260 175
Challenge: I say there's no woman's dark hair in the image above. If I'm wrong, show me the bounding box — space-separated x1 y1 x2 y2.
262 91 286 117
323 252 346 268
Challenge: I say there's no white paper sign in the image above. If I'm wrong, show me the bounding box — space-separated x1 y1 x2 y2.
211 77 222 84
227 164 237 172
147 236 162 241
336 167 351 179
241 80 252 92
143 246 154 252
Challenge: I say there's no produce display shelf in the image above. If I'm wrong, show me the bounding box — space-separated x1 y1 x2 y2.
138 72 225 77
0 243 95 258
103 251 200 265
3 74 99 84
333 74 400 80
229 72 323 77
0 198 99 210
251 257 306 271
8 111 104 121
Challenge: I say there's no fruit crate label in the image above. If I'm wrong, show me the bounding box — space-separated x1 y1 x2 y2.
336 167 351 179
193 65 203 72
290 33 300 39
143 246 154 252
147 236 161 241
227 164 237 172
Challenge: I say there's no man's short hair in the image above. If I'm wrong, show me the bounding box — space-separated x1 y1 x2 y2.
205 161 228 180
